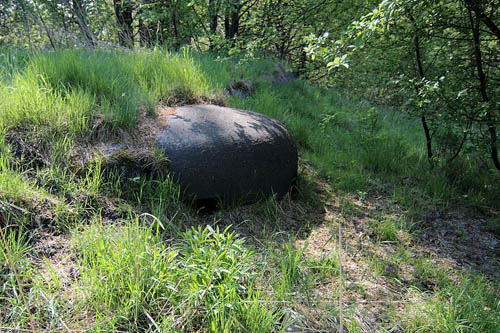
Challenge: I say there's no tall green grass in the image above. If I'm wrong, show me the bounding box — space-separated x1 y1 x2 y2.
0 224 34 327
0 48 217 229
226 76 500 210
73 220 282 331
0 48 215 135
1 47 498 212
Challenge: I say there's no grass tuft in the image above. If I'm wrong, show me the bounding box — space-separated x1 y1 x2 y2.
401 275 500 332
73 220 280 331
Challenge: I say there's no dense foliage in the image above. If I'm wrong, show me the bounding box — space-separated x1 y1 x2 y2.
308 0 500 172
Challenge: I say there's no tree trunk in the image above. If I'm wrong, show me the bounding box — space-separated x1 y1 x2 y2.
296 47 307 76
464 0 500 43
136 3 150 47
137 16 154 47
408 12 434 163
209 0 218 34
230 6 239 38
113 0 134 48
468 5 500 172
33 0 56 49
71 0 95 47
224 15 230 38
224 0 240 39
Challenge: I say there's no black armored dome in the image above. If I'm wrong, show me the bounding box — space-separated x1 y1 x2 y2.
155 104 297 203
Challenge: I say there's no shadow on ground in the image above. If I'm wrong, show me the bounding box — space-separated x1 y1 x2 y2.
188 162 329 248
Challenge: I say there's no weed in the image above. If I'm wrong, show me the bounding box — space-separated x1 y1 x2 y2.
370 218 400 242
72 219 277 331
308 253 340 282
369 217 412 243
271 241 310 300
0 225 32 282
400 275 500 332
412 255 450 290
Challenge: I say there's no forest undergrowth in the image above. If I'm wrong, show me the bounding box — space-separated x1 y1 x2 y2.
0 48 499 332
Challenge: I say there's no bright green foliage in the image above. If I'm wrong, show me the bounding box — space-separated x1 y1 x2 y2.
1 0 498 179
0 226 32 281
0 48 213 234
75 218 179 330
0 47 498 211
229 75 500 207
0 225 33 326
274 242 305 297
0 49 213 133
0 48 211 232
307 254 340 283
308 0 500 173
74 221 280 331
370 218 399 242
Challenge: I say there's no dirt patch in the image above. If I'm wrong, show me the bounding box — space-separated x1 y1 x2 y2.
0 191 74 232
99 108 164 151
157 107 177 127
33 232 78 291
418 212 500 279
185 169 500 331
321 193 500 329
72 108 174 176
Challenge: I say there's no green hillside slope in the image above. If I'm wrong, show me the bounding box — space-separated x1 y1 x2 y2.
0 48 499 332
